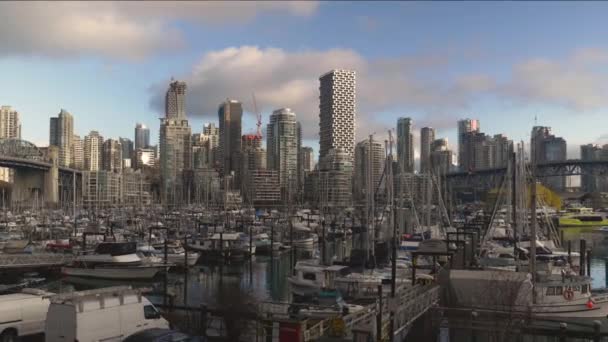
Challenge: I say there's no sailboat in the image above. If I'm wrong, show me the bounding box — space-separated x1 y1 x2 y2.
449 146 608 326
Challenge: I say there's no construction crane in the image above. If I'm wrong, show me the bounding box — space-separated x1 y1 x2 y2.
252 93 262 139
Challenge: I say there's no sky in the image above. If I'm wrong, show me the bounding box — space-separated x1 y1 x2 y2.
1 1 608 160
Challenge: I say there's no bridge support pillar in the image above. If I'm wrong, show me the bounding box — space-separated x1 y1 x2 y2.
44 146 59 207
12 168 45 207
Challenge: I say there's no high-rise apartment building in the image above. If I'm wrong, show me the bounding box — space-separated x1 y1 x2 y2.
318 69 356 162
84 131 104 171
103 139 123 173
160 80 192 203
0 106 21 140
430 138 453 175
71 134 84 169
581 144 608 192
354 137 385 203
0 106 21 182
457 118 480 171
203 123 220 167
134 123 150 150
50 109 74 167
267 108 299 196
318 148 353 209
165 80 187 119
397 117 414 173
301 147 315 172
531 126 567 191
120 137 134 160
420 127 435 174
218 99 243 187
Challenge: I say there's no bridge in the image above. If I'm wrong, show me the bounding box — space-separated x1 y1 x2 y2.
0 138 81 207
445 159 608 191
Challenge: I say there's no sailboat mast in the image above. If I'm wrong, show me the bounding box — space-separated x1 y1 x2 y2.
530 143 537 303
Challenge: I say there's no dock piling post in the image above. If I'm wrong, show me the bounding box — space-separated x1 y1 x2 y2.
376 284 383 342
587 249 592 277
580 240 586 276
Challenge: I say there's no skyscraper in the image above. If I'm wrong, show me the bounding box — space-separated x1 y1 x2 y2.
0 106 20 182
300 147 315 172
267 108 299 196
119 137 134 161
430 138 453 175
319 148 353 209
71 134 84 170
531 126 567 191
397 117 414 173
319 69 356 162
0 106 21 139
160 80 192 203
420 127 435 174
103 139 123 173
84 131 103 171
165 80 187 119
134 123 150 150
457 118 480 171
203 123 219 167
49 109 74 167
218 99 243 187
354 137 385 203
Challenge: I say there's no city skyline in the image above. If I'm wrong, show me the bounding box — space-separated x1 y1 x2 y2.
1 2 608 159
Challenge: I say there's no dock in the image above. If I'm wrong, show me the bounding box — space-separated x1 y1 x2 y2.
0 253 73 271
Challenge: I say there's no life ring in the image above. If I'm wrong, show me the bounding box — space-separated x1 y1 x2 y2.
564 288 574 301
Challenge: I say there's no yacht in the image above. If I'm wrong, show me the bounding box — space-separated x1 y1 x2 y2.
449 268 608 325
62 242 169 279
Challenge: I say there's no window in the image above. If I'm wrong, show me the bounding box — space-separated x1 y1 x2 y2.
303 273 316 281
546 287 555 296
582 285 589 294
555 286 563 295
144 305 160 319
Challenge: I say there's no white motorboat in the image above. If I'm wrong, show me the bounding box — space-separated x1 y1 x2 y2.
62 242 169 280
449 269 608 326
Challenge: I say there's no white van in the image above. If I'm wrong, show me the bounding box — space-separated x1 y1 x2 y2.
0 289 52 342
45 286 169 342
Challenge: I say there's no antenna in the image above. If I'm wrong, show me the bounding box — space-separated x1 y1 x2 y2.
534 115 538 126
252 93 262 138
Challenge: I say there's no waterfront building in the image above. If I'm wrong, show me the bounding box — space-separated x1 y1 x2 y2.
102 139 123 173
430 138 453 175
247 169 281 207
267 108 298 198
50 109 73 167
218 99 243 188
82 170 122 209
71 134 84 170
300 147 315 172
397 117 414 173
160 80 192 204
134 123 150 150
354 137 385 203
420 127 435 173
135 148 156 168
318 148 353 210
0 106 20 182
319 69 356 162
84 130 103 171
203 123 220 167
531 126 567 192
119 137 134 167
457 118 480 171
580 144 608 192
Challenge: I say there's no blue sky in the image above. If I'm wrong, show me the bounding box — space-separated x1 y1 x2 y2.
1 1 608 159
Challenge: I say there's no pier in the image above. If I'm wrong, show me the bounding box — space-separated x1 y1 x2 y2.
0 253 73 271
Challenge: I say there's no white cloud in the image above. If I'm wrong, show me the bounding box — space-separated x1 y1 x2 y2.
148 46 484 140
503 49 608 110
0 1 318 60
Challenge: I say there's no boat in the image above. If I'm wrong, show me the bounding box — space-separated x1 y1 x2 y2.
62 242 169 280
253 233 281 255
148 242 200 266
190 233 254 262
448 269 608 325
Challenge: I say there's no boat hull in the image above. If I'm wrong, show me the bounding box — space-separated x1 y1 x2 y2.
61 265 167 280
